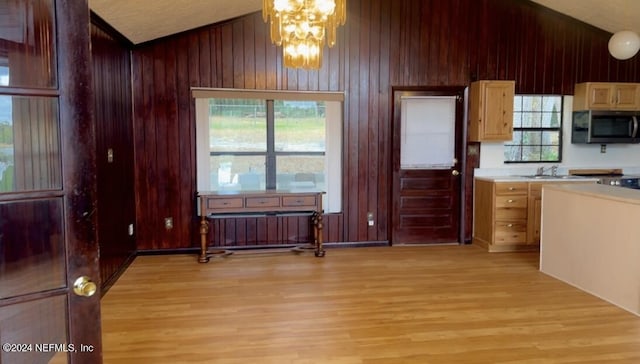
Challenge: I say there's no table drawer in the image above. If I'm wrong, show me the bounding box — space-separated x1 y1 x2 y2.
495 195 527 208
245 196 281 208
207 198 243 209
282 195 317 208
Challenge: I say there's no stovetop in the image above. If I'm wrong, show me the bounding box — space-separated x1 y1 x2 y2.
568 169 640 189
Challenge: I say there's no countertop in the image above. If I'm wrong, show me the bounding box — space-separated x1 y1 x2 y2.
544 183 640 205
475 175 600 183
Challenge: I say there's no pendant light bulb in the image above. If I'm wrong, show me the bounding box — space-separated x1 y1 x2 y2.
608 30 640 60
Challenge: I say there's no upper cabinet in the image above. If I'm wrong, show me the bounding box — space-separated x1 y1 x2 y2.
573 82 640 111
468 80 515 142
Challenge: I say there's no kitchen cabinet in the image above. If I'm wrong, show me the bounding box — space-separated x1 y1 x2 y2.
473 178 595 252
573 82 640 111
468 80 515 142
473 179 530 252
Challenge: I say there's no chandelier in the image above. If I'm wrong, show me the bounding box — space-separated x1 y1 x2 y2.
263 0 346 69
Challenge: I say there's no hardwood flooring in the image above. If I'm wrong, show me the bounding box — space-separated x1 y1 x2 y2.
101 245 640 363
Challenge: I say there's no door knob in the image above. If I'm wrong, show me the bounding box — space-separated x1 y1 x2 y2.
73 276 97 297
452 170 460 176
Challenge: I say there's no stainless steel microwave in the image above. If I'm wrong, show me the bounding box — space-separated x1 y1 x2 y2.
572 110 640 144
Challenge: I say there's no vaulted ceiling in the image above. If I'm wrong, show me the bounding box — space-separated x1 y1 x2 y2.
89 0 640 45
89 0 262 44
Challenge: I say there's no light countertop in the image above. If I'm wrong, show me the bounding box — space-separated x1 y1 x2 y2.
475 175 600 183
544 183 640 205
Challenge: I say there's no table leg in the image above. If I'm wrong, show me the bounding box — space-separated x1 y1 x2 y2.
199 215 234 263
314 212 325 257
199 215 210 263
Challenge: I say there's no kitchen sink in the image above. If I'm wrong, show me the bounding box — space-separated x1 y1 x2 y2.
519 175 585 180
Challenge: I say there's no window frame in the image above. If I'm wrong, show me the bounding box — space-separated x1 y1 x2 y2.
504 94 563 163
193 88 344 213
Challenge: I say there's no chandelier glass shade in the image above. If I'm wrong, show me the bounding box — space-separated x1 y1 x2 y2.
263 0 346 69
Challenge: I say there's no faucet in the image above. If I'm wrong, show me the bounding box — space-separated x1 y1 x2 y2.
536 165 559 176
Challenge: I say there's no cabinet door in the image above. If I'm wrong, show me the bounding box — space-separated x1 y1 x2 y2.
615 84 640 110
527 183 542 245
529 196 542 244
469 80 515 141
587 83 615 109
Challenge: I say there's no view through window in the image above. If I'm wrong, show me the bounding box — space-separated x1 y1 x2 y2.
0 95 12 191
209 98 326 191
504 95 562 163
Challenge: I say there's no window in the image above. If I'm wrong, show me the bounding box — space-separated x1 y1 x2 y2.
504 95 562 163
194 89 343 213
0 65 9 86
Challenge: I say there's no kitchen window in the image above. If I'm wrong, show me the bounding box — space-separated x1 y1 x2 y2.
504 95 562 163
193 89 343 213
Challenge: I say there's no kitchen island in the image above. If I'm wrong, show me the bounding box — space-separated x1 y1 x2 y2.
540 183 640 316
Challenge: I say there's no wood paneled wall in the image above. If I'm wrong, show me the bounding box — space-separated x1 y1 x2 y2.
131 0 640 251
90 18 136 290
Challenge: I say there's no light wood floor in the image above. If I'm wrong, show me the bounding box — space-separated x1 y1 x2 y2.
101 245 640 363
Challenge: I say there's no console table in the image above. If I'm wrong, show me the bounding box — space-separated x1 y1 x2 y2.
197 190 325 263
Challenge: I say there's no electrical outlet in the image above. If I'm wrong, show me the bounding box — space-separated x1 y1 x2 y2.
164 217 173 230
367 212 374 226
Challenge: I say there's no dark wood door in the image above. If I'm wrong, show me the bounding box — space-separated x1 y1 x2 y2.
0 1 102 363
391 88 465 244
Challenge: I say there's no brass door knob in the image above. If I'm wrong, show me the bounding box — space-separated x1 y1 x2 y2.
452 170 460 176
73 276 97 297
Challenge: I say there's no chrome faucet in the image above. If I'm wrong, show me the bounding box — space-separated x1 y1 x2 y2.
536 165 559 176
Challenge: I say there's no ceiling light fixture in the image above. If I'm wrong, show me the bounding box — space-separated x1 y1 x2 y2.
263 0 346 69
608 30 640 60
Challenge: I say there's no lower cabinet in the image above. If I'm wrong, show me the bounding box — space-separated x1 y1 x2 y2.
472 178 590 252
473 179 532 252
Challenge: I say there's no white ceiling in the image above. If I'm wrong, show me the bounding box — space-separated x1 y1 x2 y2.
89 0 262 44
89 0 640 45
530 0 640 35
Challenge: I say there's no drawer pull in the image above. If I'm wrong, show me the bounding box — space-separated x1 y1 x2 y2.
507 223 513 228
507 199 514 203
509 187 516 191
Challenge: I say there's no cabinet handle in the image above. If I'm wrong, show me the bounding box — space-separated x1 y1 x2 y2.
507 224 513 228
507 199 514 203
508 187 516 191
